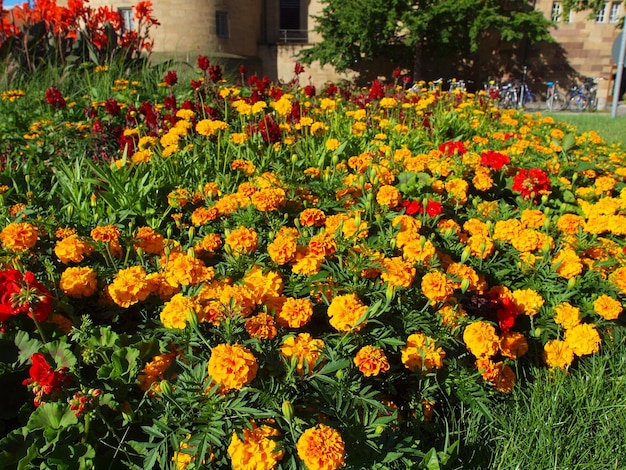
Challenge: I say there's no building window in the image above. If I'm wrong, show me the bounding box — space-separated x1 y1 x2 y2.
216 11 229 38
596 2 608 22
280 0 300 30
551 2 562 22
119 7 133 32
610 2 622 22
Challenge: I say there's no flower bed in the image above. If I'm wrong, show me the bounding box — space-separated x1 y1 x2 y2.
1 59 625 469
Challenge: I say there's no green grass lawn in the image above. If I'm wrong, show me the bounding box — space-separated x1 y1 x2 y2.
548 113 626 146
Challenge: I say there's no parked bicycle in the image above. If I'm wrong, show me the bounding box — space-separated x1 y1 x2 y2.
564 77 601 111
496 67 540 110
545 81 565 112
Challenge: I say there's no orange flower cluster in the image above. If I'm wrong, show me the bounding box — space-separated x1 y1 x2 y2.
207 343 258 392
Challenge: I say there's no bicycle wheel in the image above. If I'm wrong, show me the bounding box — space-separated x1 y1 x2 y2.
523 92 541 111
547 92 566 112
568 95 587 112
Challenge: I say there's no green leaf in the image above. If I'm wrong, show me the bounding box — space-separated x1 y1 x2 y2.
27 402 78 431
45 340 77 370
14 331 43 366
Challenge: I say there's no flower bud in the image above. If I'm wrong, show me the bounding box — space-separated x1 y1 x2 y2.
188 225 195 242
460 246 472 264
159 379 173 396
460 278 471 293
567 277 576 289
187 308 199 329
291 154 299 165
282 400 294 421
335 369 344 380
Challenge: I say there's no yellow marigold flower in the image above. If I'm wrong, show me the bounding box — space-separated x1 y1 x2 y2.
296 424 345 470
521 209 546 229
446 262 480 291
499 331 529 359
1 89 26 101
160 293 202 329
242 265 284 304
276 297 314 328
108 266 153 308
325 138 341 151
190 206 219 226
272 97 292 117
133 226 165 254
327 293 368 332
466 234 495 259
55 227 76 239
268 233 298 265
511 289 544 316
225 226 258 256
445 178 469 204
0 222 39 251
280 333 324 375
463 321 499 359
167 188 191 208
292 249 324 276
463 219 489 237
376 185 402 209
436 303 466 327
354 345 390 376
138 351 177 392
251 187 286 212
54 234 95 263
421 270 454 303
351 121 367 136
543 339 574 370
609 266 626 294
493 219 523 242
553 302 581 329
472 167 493 191
196 119 229 136
59 266 98 298
552 247 584 279
230 132 248 144
381 257 416 288
593 294 622 320
401 332 446 372
564 323 601 356
245 313 278 340
208 343 258 392
402 238 436 265
228 421 284 470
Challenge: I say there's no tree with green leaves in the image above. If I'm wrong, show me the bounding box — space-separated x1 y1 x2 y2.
299 0 604 82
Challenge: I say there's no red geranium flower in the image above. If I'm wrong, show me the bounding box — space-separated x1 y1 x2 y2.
22 353 71 406
480 150 510 170
0 269 53 323
511 168 551 200
438 140 466 156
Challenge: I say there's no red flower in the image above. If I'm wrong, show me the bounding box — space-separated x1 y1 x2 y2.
197 55 210 71
511 168 551 200
495 296 518 333
398 198 443 217
294 62 305 75
22 353 71 406
0 269 53 323
45 87 66 109
163 70 178 86
304 84 316 97
438 140 466 156
480 150 510 170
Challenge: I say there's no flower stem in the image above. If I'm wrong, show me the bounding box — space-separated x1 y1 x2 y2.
30 312 48 343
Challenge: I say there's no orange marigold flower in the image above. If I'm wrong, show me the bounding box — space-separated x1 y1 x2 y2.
90 224 120 243
133 226 165 254
401 332 445 372
553 302 581 329
231 158 256 175
160 293 202 329
54 234 95 263
492 219 523 242
465 234 495 259
327 293 368 332
292 248 324 276
196 118 229 136
108 265 153 308
242 265 284 304
552 247 584 279
268 233 298 265
308 232 337 258
463 321 499 359
593 294 623 320
476 358 516 392
245 313 278 340
167 188 191 208
138 351 177 392
0 222 39 251
280 333 324 375
160 251 214 287
194 233 222 256
191 206 219 226
276 297 314 328
226 226 258 256
228 421 284 470
296 424 345 470
59 266 98 298
299 208 326 227
208 343 258 392
55 227 77 239
376 185 402 209
520 209 546 229
499 331 529 359
609 266 626 294
381 256 416 288
543 339 574 370
354 345 390 376
251 187 286 212
564 323 601 356
421 270 454 303
556 213 584 234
